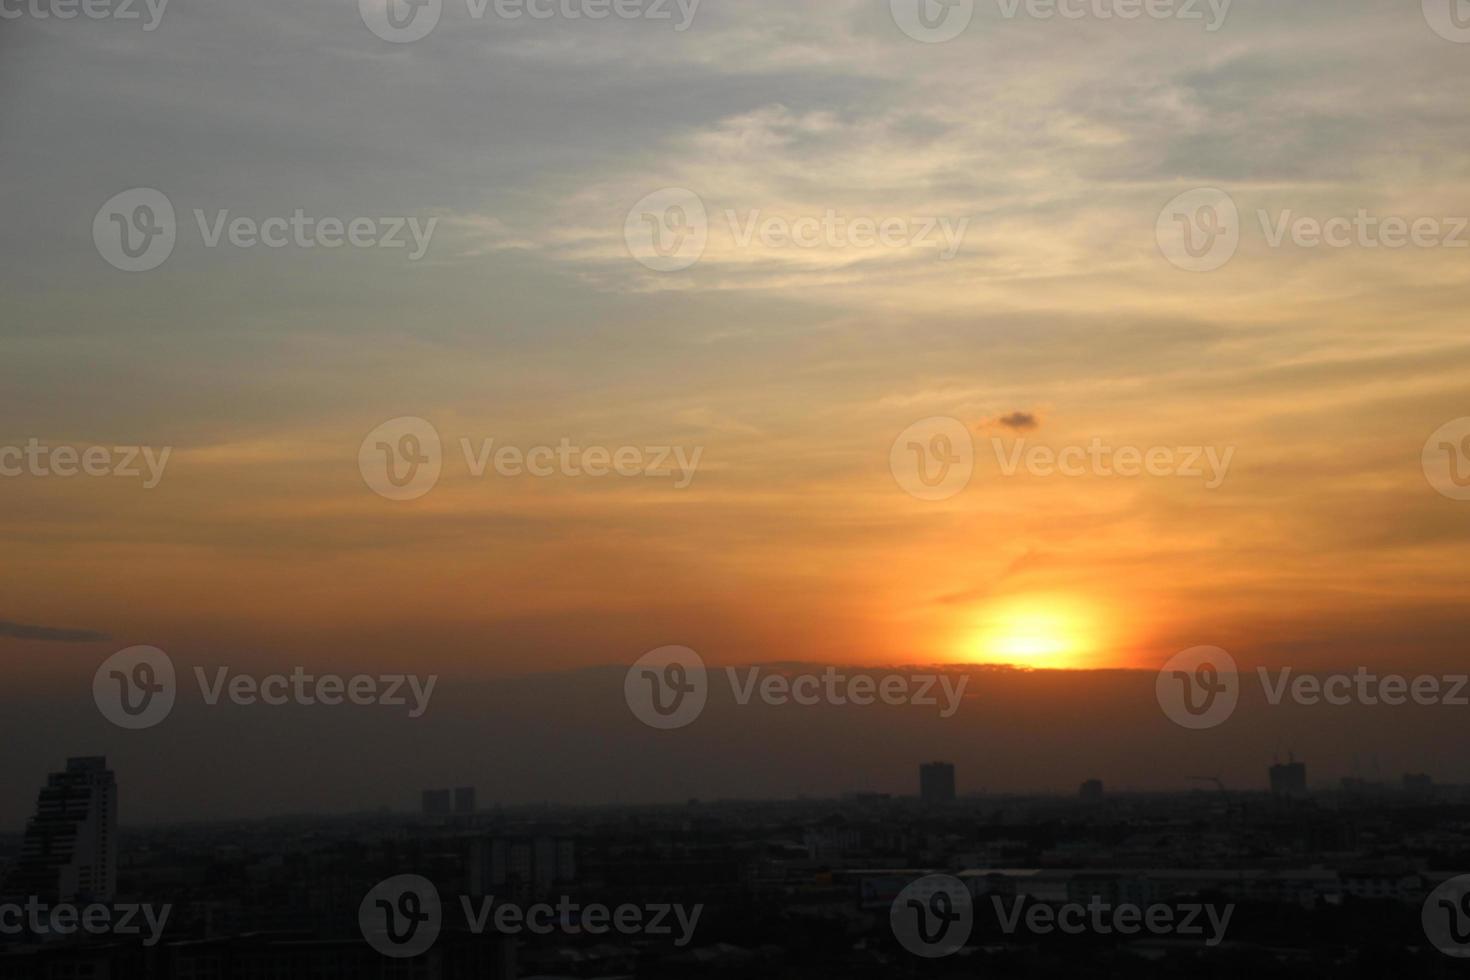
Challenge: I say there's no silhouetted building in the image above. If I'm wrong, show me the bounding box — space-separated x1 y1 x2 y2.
1403 772 1434 796
454 786 477 814
468 836 576 900
5 757 117 901
1079 779 1104 802
1270 759 1308 798
920 762 956 804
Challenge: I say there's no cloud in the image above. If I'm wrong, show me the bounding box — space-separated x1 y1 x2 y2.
0 620 110 644
991 411 1040 432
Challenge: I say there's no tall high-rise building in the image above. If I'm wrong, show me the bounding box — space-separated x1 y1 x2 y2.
454 787 477 814
1079 779 1105 802
919 762 956 804
5 757 117 901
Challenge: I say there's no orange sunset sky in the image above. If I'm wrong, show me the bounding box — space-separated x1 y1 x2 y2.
2 0 1468 683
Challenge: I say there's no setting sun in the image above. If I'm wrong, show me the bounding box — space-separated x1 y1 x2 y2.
964 596 1103 669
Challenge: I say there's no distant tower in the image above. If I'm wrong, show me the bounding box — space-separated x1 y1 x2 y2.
919 762 956 804
454 787 477 814
1079 779 1104 802
5 758 118 901
1269 754 1307 798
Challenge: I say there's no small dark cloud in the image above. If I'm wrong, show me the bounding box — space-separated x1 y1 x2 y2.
0 620 110 643
993 411 1039 432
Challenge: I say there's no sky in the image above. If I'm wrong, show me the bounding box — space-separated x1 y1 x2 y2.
1 0 1469 817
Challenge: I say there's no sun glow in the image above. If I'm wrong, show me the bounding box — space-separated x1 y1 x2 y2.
963 595 1102 669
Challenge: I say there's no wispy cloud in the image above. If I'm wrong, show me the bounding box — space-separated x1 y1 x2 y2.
0 620 110 643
